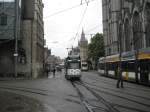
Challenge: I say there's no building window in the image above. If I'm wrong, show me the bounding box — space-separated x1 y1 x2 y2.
133 12 143 49
0 13 7 26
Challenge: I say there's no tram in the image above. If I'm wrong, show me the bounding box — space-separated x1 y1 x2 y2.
98 49 150 85
64 55 81 80
81 61 88 71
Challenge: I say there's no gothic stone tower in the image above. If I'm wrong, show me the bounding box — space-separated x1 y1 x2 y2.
79 29 88 63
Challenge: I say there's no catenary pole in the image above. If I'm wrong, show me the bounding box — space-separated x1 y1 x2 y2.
14 0 19 77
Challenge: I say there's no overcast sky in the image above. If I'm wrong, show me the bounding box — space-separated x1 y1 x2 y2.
43 0 103 59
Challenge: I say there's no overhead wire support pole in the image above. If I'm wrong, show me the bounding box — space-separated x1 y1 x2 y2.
14 0 19 78
116 0 123 88
81 0 89 6
133 24 140 83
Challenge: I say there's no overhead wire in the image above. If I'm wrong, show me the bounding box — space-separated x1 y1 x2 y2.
83 0 102 37
75 5 87 40
86 25 100 33
72 0 102 43
44 0 96 19
70 5 88 47
85 0 102 34
44 4 81 19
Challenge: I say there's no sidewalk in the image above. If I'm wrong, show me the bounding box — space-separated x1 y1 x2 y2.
0 90 45 112
0 72 85 112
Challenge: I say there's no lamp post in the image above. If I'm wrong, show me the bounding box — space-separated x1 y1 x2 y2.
14 0 19 78
116 0 123 88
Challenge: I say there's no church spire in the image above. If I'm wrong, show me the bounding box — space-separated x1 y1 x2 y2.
80 28 86 41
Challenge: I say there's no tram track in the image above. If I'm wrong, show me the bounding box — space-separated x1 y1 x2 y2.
71 81 120 112
71 82 96 112
85 74 150 92
96 74 150 92
81 80 150 108
76 79 150 112
112 103 149 112
82 81 150 101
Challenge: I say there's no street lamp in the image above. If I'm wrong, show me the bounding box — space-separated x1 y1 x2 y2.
116 0 124 88
14 0 19 78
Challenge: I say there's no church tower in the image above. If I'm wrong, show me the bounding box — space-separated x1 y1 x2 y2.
79 29 88 69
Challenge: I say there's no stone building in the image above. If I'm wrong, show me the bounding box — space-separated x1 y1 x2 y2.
47 55 62 71
0 0 44 78
102 0 150 56
0 1 15 40
0 1 19 77
102 0 150 83
79 29 88 63
21 0 44 78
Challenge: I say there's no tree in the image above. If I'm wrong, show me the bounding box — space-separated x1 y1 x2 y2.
88 33 104 69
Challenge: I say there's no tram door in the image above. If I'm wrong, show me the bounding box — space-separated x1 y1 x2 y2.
140 61 149 83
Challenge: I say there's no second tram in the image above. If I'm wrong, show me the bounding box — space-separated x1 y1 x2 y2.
81 61 88 71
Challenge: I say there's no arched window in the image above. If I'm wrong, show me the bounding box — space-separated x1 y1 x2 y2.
133 12 142 49
124 19 131 51
0 13 7 26
145 3 150 47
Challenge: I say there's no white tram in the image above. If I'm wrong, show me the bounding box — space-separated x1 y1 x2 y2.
65 55 81 80
81 61 88 71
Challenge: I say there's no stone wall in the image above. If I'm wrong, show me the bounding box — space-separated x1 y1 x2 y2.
17 20 32 77
0 41 14 77
102 0 150 56
0 2 15 39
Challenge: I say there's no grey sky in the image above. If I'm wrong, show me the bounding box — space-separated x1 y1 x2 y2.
43 0 103 59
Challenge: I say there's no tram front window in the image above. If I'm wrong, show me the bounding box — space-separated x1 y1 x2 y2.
82 64 87 67
68 63 80 69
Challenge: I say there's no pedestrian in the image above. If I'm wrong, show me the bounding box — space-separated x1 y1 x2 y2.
52 67 56 78
46 66 50 77
116 66 124 88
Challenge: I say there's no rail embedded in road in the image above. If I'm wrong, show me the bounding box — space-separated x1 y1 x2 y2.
71 80 120 112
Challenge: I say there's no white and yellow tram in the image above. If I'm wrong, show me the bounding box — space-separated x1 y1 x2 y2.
98 49 150 85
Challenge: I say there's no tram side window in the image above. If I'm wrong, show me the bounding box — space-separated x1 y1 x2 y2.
108 63 115 70
99 63 105 69
128 62 135 72
122 61 128 71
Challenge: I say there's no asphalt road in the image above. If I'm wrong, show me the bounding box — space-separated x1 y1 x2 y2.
0 71 149 112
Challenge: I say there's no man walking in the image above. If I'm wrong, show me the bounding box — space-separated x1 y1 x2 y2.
52 67 56 78
116 66 124 88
